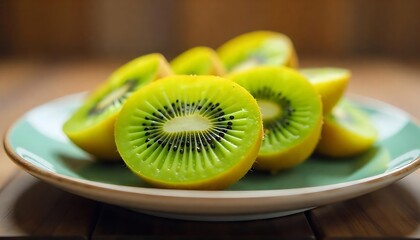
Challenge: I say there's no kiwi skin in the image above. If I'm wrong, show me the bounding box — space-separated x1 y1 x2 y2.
217 31 299 72
316 101 377 158
300 68 350 115
255 120 322 171
115 75 263 190
170 46 226 76
64 53 172 160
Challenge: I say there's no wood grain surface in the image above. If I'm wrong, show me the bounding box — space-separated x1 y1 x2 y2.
0 172 99 238
0 58 419 239
92 205 314 240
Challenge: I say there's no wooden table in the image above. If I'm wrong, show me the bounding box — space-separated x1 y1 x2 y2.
0 57 419 239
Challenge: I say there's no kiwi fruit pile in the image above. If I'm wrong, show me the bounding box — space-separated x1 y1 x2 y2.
64 31 377 189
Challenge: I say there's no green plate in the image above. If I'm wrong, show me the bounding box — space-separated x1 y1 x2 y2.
4 93 420 221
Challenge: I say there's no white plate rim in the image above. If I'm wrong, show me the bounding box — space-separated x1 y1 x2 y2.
3 93 420 217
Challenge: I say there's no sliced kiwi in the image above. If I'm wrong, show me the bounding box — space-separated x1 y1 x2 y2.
63 53 172 160
229 67 323 171
300 68 350 114
217 31 298 73
115 75 262 189
316 100 377 157
170 46 226 76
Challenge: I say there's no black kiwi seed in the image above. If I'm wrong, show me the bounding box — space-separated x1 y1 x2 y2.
140 99 237 154
252 87 295 131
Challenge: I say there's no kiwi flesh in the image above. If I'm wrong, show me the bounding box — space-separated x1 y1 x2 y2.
316 100 377 157
170 46 226 76
63 53 172 160
229 67 323 171
217 31 298 73
115 75 263 190
300 68 350 114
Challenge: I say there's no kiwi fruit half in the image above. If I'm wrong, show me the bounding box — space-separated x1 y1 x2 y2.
300 68 350 114
316 100 377 157
229 67 323 171
63 53 172 160
217 31 298 73
170 46 226 76
115 75 263 190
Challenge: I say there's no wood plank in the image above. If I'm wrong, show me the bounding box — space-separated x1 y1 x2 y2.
0 60 46 190
308 170 420 239
92 205 314 240
0 172 100 238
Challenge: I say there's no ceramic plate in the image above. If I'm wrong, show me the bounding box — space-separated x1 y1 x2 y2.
4 93 420 221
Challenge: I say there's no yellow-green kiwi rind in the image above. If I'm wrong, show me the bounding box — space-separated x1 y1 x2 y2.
300 67 350 114
316 100 377 157
170 46 226 76
115 75 263 189
63 53 173 160
217 31 298 73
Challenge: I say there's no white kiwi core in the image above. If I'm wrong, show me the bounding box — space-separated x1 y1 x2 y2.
257 99 282 120
97 84 131 110
163 114 212 133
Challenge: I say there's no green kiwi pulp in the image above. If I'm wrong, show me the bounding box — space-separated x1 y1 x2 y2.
229 66 323 171
63 53 172 160
217 31 298 73
115 75 262 189
67 54 167 127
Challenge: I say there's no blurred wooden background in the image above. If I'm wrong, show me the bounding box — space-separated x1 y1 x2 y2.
1 0 419 59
